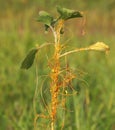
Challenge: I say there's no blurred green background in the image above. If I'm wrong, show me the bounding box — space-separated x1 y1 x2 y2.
0 0 115 130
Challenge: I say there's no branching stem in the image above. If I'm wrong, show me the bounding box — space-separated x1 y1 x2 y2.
49 26 57 44
60 48 89 58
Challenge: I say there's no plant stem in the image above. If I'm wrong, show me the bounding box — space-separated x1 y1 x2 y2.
60 48 89 58
50 20 64 130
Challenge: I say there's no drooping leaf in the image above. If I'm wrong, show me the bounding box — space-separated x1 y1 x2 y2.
21 48 38 69
37 11 54 26
89 42 110 52
57 6 83 20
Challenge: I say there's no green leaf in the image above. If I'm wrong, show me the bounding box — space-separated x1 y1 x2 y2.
44 24 50 32
57 6 83 20
21 48 38 69
37 11 54 26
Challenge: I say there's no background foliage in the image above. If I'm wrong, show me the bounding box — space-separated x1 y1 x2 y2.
0 0 115 130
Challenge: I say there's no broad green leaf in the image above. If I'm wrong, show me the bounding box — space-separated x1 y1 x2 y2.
57 6 83 20
21 48 38 69
37 11 54 26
